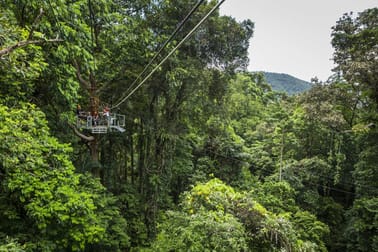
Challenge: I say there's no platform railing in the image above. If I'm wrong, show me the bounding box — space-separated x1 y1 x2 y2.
76 112 126 133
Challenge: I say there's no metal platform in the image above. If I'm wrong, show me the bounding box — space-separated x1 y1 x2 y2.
76 112 126 134
110 125 126 133
91 126 108 134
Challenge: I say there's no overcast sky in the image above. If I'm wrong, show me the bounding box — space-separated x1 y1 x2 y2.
220 0 377 82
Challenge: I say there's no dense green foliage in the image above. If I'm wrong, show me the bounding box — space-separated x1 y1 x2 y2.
149 179 329 251
0 103 129 250
0 1 377 251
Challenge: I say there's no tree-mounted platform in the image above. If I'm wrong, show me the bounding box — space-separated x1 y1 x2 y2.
76 112 126 134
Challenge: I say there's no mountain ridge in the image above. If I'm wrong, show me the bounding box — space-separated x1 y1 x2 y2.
262 72 312 95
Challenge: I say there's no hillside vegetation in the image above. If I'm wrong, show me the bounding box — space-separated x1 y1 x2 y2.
0 1 377 251
263 72 312 95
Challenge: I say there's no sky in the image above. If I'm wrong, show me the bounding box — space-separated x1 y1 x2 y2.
220 0 377 82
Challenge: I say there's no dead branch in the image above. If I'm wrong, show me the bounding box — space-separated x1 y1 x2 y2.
0 38 63 57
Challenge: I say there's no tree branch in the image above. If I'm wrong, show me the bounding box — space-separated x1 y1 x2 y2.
68 123 95 142
0 38 63 57
28 7 44 40
73 60 91 90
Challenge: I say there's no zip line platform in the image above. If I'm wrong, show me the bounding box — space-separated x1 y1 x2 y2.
76 112 126 134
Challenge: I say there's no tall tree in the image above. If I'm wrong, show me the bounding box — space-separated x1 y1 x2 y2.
331 8 378 251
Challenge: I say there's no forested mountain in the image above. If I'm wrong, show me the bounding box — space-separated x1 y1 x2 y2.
0 1 377 251
262 72 312 95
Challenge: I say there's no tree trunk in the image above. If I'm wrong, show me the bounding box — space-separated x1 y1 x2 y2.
137 122 145 194
130 131 135 185
89 136 101 178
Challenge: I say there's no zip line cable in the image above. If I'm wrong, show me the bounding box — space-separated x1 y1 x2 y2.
113 0 206 107
112 0 226 109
